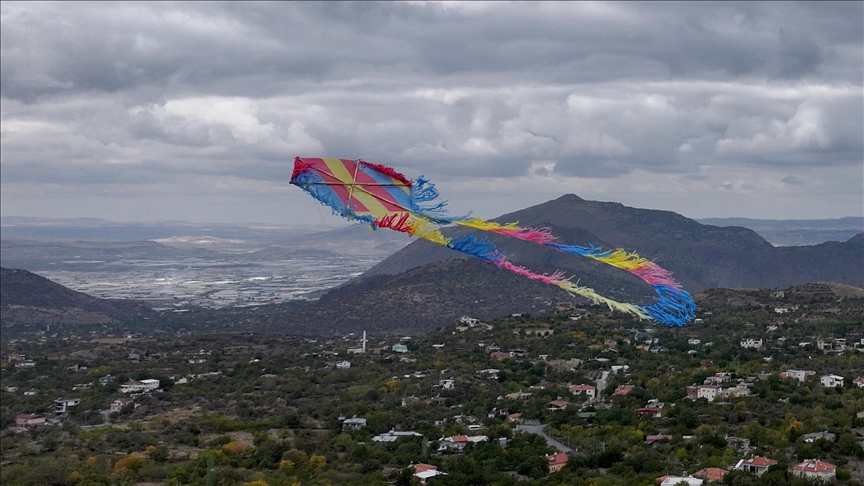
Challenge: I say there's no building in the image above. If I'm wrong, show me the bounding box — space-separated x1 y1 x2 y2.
392 344 408 353
110 397 135 413
15 414 46 428
372 430 423 442
342 416 367 430
14 360 36 368
792 459 837 481
120 379 160 393
781 369 808 382
413 463 446 483
740 338 763 349
612 385 633 396
692 467 728 482
635 407 663 418
546 453 568 473
659 477 703 486
734 456 778 477
697 385 721 401
335 360 351 369
569 384 596 400
546 400 569 411
820 374 844 388
54 397 81 414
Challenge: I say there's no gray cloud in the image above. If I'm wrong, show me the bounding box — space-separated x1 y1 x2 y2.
1 2 862 223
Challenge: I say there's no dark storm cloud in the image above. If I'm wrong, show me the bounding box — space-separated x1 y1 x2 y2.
1 2 862 222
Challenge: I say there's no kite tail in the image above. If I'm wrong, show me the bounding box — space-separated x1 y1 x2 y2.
409 176 449 215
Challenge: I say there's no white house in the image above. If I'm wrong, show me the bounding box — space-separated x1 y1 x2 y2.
110 397 134 413
740 338 763 349
782 370 808 382
697 385 721 401
120 379 160 393
342 416 367 430
335 361 351 369
660 477 703 486
792 459 837 481
853 376 864 388
54 397 81 414
569 384 596 400
820 375 844 388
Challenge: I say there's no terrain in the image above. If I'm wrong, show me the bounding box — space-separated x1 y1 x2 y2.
273 195 864 335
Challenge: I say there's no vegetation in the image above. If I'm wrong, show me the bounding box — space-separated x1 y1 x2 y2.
1 291 863 485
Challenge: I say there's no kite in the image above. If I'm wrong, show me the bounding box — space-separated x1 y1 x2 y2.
290 157 696 326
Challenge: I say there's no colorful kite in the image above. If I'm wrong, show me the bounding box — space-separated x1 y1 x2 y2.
290 157 696 326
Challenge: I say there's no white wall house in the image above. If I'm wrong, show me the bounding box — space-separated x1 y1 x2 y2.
120 379 160 393
820 375 844 388
740 338 763 349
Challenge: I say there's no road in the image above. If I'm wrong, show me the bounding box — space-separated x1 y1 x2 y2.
516 424 573 453
595 370 610 400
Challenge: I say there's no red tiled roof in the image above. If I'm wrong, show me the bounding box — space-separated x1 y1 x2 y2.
548 400 569 408
693 467 728 480
793 459 836 472
613 385 633 396
414 464 437 473
743 456 778 467
569 384 595 391
547 453 568 466
636 407 663 414
450 435 468 443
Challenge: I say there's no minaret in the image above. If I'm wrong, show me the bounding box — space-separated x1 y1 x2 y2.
362 331 367 353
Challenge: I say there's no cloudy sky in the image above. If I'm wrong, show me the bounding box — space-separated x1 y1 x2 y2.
1 2 862 225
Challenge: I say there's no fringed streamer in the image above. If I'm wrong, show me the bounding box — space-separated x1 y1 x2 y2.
290 157 696 326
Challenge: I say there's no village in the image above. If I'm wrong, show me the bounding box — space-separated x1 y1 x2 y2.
1 293 863 485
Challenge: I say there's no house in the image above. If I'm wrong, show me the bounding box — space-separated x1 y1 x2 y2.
734 456 778 477
569 384 596 400
802 431 836 443
635 407 663 418
740 338 762 349
110 397 134 413
645 434 673 445
725 436 752 454
659 477 703 486
120 379 160 393
342 416 367 430
506 413 523 423
546 453 568 473
853 376 864 388
14 360 36 368
15 414 46 428
820 374 844 388
392 344 408 353
612 385 633 396
7 353 25 363
692 467 728 482
372 430 423 442
792 459 837 481
781 369 808 382
546 400 569 411
413 463 446 483
23 389 38 396
697 385 721 401
335 360 351 369
503 391 532 400
54 397 81 414
437 435 488 453
438 379 455 390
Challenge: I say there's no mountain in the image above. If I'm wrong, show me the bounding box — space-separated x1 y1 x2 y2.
0 267 154 329
271 195 864 335
696 216 864 246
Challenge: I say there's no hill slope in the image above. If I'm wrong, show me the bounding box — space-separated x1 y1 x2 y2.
271 195 863 335
0 267 154 329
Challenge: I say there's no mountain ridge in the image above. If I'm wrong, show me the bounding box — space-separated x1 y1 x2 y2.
271 194 863 335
